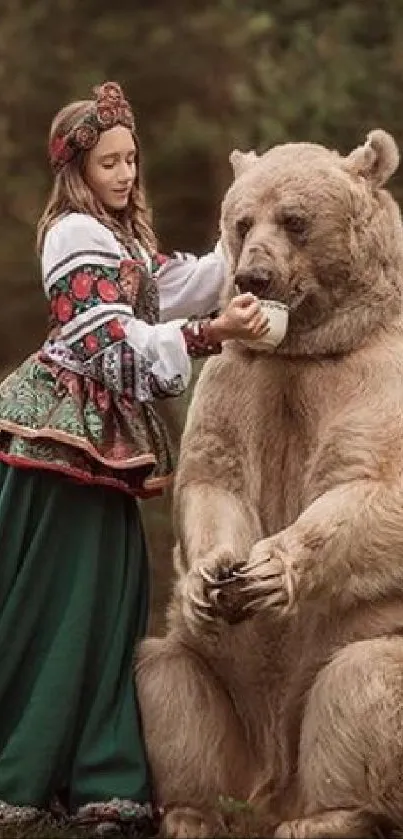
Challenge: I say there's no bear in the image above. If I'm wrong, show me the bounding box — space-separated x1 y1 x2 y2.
137 130 403 838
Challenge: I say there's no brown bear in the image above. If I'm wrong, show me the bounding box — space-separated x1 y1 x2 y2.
137 130 403 838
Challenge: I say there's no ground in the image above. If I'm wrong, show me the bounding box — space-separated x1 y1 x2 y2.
0 801 270 838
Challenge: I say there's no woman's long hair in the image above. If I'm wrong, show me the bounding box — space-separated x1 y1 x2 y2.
36 99 157 256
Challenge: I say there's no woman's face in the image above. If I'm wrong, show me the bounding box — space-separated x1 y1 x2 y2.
84 124 137 211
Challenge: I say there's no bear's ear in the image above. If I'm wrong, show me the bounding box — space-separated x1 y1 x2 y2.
342 129 399 187
229 149 258 179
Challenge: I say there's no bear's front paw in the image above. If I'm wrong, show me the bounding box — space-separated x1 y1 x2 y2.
180 550 247 634
239 537 298 618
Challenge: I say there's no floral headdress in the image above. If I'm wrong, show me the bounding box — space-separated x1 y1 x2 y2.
49 82 136 173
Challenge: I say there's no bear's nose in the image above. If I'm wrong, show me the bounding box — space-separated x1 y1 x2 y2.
235 270 271 299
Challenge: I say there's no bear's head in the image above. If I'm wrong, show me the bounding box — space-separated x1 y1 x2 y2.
220 131 403 356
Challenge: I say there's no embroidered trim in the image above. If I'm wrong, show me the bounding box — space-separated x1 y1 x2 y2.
0 802 43 824
62 306 131 344
135 354 154 402
44 249 120 291
47 264 130 359
73 799 154 825
101 343 124 394
42 255 167 400
0 452 170 498
150 372 187 399
181 318 222 358
0 417 158 470
41 340 86 374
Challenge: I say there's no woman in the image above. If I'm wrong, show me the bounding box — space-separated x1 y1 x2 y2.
0 81 267 835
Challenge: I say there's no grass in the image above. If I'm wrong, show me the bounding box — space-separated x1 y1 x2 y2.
0 821 155 838
3 800 402 839
0 799 273 838
0 828 87 839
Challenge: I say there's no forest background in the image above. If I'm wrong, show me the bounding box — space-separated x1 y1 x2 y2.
1 0 403 630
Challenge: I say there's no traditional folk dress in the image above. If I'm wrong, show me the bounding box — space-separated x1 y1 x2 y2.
0 212 224 822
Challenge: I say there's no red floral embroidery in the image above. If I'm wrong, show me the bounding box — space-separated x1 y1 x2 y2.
97 278 119 303
181 319 222 358
155 252 169 267
87 380 112 411
56 294 73 323
84 333 100 354
71 272 94 300
107 319 125 340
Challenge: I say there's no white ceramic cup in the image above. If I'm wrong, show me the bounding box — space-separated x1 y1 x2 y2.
242 299 289 351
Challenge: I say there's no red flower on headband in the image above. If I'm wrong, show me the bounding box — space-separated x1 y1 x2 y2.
50 136 65 158
98 82 124 103
95 82 135 131
97 103 119 129
74 123 98 150
49 83 135 173
49 135 74 169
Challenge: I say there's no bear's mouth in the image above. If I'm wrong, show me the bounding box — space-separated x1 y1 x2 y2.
235 270 274 300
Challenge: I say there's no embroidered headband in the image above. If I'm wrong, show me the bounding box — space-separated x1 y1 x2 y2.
49 82 137 174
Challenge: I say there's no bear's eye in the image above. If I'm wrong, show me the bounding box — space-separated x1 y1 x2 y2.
281 213 308 236
236 216 254 241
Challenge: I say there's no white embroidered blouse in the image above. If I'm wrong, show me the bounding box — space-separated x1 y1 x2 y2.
41 213 225 401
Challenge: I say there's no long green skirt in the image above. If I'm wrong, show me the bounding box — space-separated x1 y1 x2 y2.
0 462 151 810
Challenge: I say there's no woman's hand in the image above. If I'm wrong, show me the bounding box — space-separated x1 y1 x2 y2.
208 293 268 342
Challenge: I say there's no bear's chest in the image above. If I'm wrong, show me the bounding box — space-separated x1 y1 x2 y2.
257 392 310 535
244 358 323 534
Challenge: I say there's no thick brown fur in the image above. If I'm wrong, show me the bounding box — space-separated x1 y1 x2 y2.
137 130 403 837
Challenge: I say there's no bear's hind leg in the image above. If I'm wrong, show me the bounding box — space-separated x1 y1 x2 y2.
136 634 255 838
276 636 403 838
274 809 375 838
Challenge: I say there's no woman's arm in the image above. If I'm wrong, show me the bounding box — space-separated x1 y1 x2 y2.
155 243 225 322
42 217 267 402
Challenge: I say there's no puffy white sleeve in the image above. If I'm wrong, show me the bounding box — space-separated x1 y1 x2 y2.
122 318 192 397
156 241 226 322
